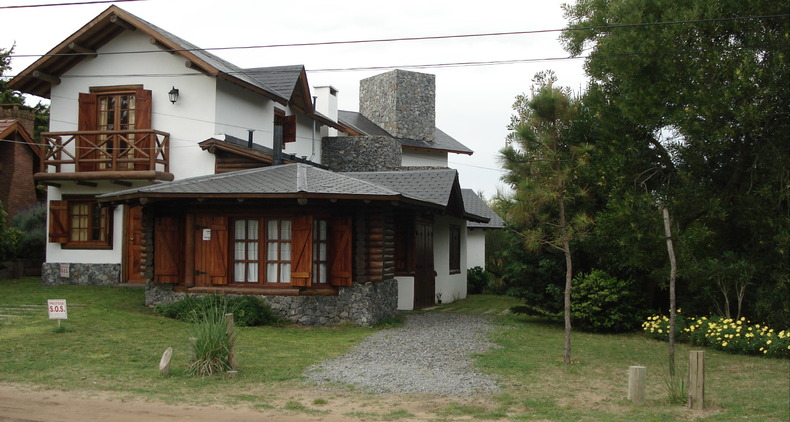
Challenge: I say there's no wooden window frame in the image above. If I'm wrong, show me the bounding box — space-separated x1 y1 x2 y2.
49 198 113 249
449 224 461 275
273 109 296 145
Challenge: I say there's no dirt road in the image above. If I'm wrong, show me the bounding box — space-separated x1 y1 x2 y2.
0 383 470 422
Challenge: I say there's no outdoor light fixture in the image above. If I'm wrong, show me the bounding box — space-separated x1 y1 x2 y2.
168 86 179 104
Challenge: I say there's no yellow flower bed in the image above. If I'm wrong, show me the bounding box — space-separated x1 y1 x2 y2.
643 311 789 359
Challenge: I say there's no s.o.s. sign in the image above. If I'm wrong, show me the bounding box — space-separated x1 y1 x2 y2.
47 299 68 320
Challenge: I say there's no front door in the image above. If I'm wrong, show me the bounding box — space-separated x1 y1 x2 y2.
124 205 146 283
414 220 435 308
193 215 229 286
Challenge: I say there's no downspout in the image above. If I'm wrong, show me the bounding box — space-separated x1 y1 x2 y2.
310 95 317 161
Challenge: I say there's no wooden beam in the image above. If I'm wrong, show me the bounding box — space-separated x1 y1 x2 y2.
150 38 176 53
68 42 98 58
111 180 133 187
40 181 61 188
32 71 60 85
109 14 136 31
185 60 212 76
75 180 98 187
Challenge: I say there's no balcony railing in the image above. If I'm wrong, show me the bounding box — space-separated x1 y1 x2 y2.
39 129 170 174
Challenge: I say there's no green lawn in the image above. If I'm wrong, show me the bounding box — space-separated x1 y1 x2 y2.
1 278 787 421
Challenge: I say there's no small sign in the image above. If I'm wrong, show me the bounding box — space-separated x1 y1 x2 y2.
48 299 68 320
59 263 70 278
202 228 211 241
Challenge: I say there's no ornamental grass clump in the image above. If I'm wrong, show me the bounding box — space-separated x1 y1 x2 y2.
186 299 236 376
642 313 789 359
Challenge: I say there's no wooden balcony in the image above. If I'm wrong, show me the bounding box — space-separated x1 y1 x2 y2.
35 129 174 185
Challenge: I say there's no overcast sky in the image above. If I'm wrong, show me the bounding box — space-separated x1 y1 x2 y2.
1 0 587 199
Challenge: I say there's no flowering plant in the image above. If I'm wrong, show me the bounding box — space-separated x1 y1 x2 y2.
642 312 789 359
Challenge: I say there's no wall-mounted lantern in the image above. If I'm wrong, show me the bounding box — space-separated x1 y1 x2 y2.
168 86 179 104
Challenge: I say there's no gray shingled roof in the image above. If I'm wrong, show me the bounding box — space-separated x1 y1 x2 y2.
345 169 459 207
243 66 304 100
131 14 290 103
210 135 326 168
337 110 473 155
462 189 505 229
98 163 401 199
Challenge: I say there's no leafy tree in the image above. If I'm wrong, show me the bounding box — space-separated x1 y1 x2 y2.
500 71 593 365
1 46 24 105
562 0 790 325
561 0 790 374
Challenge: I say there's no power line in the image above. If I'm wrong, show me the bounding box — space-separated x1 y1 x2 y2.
0 0 146 9
8 13 788 59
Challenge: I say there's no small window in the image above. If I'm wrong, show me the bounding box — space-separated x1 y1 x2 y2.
449 225 461 274
49 199 113 249
266 219 292 283
313 219 328 284
274 110 296 145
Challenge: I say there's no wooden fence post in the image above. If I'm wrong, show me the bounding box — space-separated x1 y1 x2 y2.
628 366 646 403
688 351 705 410
225 313 237 370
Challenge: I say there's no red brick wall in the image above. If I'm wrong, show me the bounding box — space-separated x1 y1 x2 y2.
0 106 39 219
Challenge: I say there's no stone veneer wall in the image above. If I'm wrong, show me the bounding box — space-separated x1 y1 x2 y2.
322 136 401 172
145 279 399 327
359 69 436 142
41 263 121 285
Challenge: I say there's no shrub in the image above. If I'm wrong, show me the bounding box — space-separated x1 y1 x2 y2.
467 266 490 294
571 270 645 332
157 294 282 327
187 299 235 376
9 204 46 260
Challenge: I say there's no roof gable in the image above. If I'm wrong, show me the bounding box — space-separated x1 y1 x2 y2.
8 5 286 104
462 189 504 229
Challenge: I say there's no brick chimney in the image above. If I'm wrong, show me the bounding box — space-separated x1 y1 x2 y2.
0 104 35 136
359 69 435 142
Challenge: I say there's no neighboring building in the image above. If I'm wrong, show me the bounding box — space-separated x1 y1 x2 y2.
8 5 501 325
462 189 505 270
0 105 41 218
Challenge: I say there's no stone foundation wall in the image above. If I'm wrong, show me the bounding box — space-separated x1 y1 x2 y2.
145 279 399 327
41 263 121 286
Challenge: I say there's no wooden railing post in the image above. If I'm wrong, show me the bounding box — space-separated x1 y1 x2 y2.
688 351 705 410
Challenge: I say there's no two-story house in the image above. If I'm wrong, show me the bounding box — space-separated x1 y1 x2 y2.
9 5 500 325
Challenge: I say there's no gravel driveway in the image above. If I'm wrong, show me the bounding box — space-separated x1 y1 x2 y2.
304 312 501 396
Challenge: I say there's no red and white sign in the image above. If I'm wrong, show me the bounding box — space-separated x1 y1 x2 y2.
47 299 68 320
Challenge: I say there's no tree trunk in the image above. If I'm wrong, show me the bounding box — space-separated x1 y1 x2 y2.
662 206 677 377
560 194 572 365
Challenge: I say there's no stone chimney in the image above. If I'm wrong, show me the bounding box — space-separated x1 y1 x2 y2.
359 69 435 142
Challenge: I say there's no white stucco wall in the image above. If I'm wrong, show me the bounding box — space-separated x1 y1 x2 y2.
433 215 468 304
466 229 487 270
401 149 448 167
396 276 415 310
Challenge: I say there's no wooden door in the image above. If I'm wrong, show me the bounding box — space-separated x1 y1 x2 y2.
124 205 146 283
414 220 435 308
193 215 229 286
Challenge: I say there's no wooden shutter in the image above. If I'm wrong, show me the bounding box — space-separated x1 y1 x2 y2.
48 200 68 244
154 216 182 284
283 115 296 143
328 216 353 287
134 88 153 170
194 215 229 286
291 215 313 287
77 93 98 172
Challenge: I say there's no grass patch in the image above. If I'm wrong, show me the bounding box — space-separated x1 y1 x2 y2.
1 281 787 421
0 278 374 405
